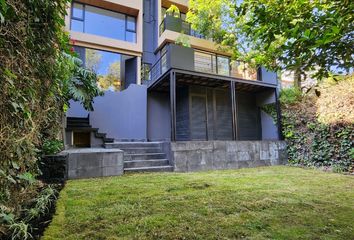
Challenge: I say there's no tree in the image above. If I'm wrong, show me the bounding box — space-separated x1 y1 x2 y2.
98 61 121 91
187 0 354 87
85 48 102 73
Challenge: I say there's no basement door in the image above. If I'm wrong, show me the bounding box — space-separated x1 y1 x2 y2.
190 95 207 140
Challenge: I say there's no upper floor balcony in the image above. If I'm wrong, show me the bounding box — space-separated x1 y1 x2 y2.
143 44 278 86
159 15 205 39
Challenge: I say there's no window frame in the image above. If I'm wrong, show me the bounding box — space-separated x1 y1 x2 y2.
70 1 137 43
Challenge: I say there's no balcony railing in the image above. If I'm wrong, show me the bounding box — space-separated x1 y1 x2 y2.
159 16 206 39
143 50 169 82
142 44 262 83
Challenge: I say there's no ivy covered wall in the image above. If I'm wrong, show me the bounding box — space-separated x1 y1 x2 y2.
0 0 101 238
280 77 354 172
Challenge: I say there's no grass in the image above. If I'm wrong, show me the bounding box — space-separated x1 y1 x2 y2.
43 166 354 240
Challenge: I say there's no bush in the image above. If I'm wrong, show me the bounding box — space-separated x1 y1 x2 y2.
42 140 64 156
282 77 354 172
279 87 302 105
0 0 101 238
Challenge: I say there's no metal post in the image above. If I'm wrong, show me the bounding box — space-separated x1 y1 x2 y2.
274 88 283 140
230 81 238 140
170 71 176 141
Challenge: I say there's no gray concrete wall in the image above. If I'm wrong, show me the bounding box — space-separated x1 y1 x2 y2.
171 141 287 172
67 84 147 141
261 67 278 85
147 91 171 141
142 0 158 65
63 148 124 179
256 89 279 140
168 44 195 71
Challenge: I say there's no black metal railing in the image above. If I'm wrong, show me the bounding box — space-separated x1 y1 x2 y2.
143 50 169 81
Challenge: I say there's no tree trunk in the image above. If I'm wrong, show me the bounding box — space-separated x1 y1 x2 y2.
294 68 302 89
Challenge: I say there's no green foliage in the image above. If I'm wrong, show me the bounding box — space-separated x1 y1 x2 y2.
279 87 302 105
260 103 277 124
42 139 64 155
24 186 58 222
166 4 180 18
0 0 101 238
187 0 354 82
281 78 354 172
9 221 32 240
59 52 103 111
0 185 58 239
175 33 191 47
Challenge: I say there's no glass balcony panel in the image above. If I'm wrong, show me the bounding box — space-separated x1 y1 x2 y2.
195 51 217 74
217 56 230 76
244 63 258 80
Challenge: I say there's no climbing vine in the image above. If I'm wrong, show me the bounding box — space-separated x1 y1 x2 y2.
281 77 354 172
0 0 101 238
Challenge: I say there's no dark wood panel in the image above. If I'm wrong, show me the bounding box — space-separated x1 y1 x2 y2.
176 86 190 141
237 93 262 140
190 95 207 140
214 89 233 140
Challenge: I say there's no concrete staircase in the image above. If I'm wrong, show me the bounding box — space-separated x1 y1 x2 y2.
66 117 114 145
105 142 173 173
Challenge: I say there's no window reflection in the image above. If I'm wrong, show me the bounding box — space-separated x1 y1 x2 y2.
74 46 134 92
194 50 258 80
70 2 137 43
217 56 230 76
194 51 216 74
231 61 258 80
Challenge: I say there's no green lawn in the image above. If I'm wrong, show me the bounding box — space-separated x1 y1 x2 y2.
43 166 354 240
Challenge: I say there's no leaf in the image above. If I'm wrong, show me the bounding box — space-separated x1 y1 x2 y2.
12 162 20 170
303 29 311 39
17 172 36 184
331 26 339 34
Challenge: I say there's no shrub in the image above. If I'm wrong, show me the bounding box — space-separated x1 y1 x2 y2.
282 77 354 172
0 0 101 238
42 140 64 156
279 87 302 105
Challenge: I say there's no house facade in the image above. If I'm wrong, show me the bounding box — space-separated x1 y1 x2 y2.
64 0 287 174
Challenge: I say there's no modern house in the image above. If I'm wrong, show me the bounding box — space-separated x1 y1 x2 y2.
64 0 287 176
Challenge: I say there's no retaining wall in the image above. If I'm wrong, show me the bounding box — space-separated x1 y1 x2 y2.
171 141 287 172
63 148 124 179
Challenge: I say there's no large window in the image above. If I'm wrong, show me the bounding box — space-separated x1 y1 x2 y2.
71 2 136 43
74 46 127 91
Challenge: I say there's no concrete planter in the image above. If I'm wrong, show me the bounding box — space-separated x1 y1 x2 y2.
164 15 182 33
168 44 195 71
63 148 124 179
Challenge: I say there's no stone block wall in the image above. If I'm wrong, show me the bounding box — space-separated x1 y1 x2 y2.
63 148 124 179
171 141 287 172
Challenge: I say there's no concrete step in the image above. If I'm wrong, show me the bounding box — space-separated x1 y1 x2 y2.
105 142 162 149
120 147 162 154
124 153 166 161
124 165 174 173
124 159 169 168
